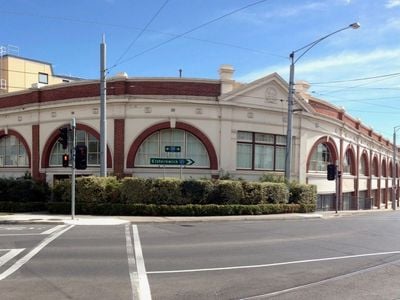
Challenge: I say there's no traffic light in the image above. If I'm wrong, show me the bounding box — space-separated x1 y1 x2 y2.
59 127 69 149
327 164 337 181
75 145 87 170
62 154 69 167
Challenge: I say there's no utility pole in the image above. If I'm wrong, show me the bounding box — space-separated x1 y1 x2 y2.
100 35 107 177
71 117 76 220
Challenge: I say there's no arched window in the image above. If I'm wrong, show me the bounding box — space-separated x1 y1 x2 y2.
360 153 368 176
372 157 379 176
382 160 387 177
49 130 100 166
343 149 354 174
134 129 209 168
309 143 332 171
0 135 29 167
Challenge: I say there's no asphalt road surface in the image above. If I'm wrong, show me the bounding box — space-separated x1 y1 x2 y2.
2 212 400 299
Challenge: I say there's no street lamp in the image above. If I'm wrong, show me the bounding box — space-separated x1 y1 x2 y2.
284 22 360 181
392 126 400 210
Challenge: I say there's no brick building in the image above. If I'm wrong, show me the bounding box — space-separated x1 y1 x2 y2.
0 64 398 211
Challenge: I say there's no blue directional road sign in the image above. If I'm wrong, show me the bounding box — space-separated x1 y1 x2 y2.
150 158 195 165
164 146 181 152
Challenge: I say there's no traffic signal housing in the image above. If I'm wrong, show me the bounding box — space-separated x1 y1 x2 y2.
59 127 69 149
327 164 337 181
75 145 87 170
62 154 69 167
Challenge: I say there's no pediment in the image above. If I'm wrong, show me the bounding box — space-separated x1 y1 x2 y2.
219 72 313 113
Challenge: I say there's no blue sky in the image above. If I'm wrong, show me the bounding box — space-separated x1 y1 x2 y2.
0 0 399 140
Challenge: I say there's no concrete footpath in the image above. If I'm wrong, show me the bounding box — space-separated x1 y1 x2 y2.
0 208 397 225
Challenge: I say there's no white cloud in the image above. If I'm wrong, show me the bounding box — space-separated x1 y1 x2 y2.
237 48 400 83
386 0 400 8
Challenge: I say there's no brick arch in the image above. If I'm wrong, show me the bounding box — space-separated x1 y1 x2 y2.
306 136 338 172
0 129 31 167
389 160 394 177
360 150 369 176
344 145 356 175
126 121 218 169
41 123 112 168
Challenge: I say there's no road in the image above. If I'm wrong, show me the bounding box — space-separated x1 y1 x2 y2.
1 212 400 299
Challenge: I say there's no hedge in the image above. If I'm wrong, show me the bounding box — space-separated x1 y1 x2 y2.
47 202 315 216
1 176 316 215
0 178 49 202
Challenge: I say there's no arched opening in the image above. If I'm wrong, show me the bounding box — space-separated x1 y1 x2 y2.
0 130 30 167
359 152 369 176
127 121 218 169
343 147 356 175
41 124 112 168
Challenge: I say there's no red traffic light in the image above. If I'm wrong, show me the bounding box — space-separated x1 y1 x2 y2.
62 154 69 167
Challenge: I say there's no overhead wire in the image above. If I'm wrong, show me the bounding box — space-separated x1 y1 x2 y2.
0 6 284 66
112 0 170 68
111 0 272 69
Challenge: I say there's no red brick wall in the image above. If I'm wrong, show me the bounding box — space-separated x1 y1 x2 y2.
114 119 125 177
32 125 40 181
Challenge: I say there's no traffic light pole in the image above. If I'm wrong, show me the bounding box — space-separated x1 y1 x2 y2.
71 117 76 220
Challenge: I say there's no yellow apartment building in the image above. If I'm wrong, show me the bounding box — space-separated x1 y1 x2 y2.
0 54 80 94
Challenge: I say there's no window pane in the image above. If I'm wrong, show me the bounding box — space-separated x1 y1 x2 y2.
237 131 252 142
237 143 252 169
255 133 274 144
134 129 210 168
49 130 100 167
309 143 330 171
275 146 285 170
186 133 209 167
255 145 274 169
0 135 29 167
276 135 287 145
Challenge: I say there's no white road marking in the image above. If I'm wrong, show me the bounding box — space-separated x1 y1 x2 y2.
0 249 24 268
147 250 400 274
240 257 400 299
132 225 152 300
125 224 139 300
40 225 65 235
0 224 74 281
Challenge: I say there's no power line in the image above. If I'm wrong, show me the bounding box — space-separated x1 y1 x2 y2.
0 8 283 63
112 0 170 68
309 72 400 85
112 0 272 69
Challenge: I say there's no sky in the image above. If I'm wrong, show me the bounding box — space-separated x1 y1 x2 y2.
0 0 399 140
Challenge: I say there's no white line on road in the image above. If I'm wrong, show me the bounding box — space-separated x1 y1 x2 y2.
147 250 400 275
125 224 139 300
0 224 74 281
40 225 65 235
240 257 400 299
0 249 25 268
132 224 152 300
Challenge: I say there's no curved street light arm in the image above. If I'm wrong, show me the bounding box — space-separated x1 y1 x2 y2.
293 23 360 64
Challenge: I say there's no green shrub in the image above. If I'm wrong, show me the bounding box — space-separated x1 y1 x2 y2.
52 180 71 202
289 183 317 205
208 180 244 204
120 177 154 204
0 178 49 202
181 179 213 204
150 178 183 205
261 182 289 204
76 176 121 203
241 181 264 204
46 202 313 216
0 201 47 212
259 173 286 183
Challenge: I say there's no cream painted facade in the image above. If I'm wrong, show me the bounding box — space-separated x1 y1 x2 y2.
0 64 398 211
0 54 79 94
